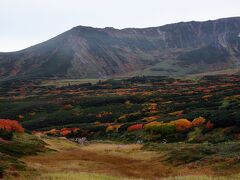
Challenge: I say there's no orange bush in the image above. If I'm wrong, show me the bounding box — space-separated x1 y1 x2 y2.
192 117 206 127
106 125 115 132
0 119 24 133
47 129 60 135
45 127 79 136
59 127 79 136
169 111 183 116
172 119 192 132
127 124 144 132
106 124 122 133
143 116 161 122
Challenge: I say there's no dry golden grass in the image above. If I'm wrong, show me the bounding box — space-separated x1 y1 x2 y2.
22 137 176 179
38 172 122 180
20 137 240 180
81 142 161 160
164 174 240 180
42 136 79 151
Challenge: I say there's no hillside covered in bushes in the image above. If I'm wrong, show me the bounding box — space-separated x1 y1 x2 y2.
1 75 240 178
0 75 239 143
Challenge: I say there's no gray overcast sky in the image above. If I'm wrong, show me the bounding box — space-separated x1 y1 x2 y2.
0 0 240 52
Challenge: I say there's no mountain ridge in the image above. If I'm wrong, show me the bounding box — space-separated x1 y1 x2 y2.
0 17 240 80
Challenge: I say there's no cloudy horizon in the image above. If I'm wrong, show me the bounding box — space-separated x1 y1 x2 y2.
1 0 240 52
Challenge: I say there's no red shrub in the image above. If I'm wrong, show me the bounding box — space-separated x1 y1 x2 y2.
60 129 72 136
0 119 24 133
59 127 79 136
127 124 144 132
206 121 214 129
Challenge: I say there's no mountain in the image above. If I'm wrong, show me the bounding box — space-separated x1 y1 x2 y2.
0 17 240 80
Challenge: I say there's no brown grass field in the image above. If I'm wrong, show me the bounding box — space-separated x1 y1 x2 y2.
17 136 240 180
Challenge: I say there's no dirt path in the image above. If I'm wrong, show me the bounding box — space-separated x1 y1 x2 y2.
22 136 208 179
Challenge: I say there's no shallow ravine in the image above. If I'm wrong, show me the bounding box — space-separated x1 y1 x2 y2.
19 136 229 180
19 136 175 179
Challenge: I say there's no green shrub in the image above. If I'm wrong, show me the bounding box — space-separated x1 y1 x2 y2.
166 144 218 165
0 130 13 140
145 124 176 136
0 133 46 157
0 165 5 178
187 127 203 142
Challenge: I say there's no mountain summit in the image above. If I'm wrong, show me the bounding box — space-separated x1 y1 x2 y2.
0 17 240 80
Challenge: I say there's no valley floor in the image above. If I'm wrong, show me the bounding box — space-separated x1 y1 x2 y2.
15 136 240 180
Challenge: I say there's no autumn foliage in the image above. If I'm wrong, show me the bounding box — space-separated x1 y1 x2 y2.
127 124 144 132
169 111 183 116
60 128 79 136
145 123 176 135
144 121 162 128
192 117 206 127
172 119 192 132
60 129 72 136
143 116 161 122
0 119 24 133
144 117 210 135
206 121 214 129
45 127 79 136
106 124 122 133
47 129 60 135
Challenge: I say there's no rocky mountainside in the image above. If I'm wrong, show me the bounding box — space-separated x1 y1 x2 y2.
0 17 240 80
